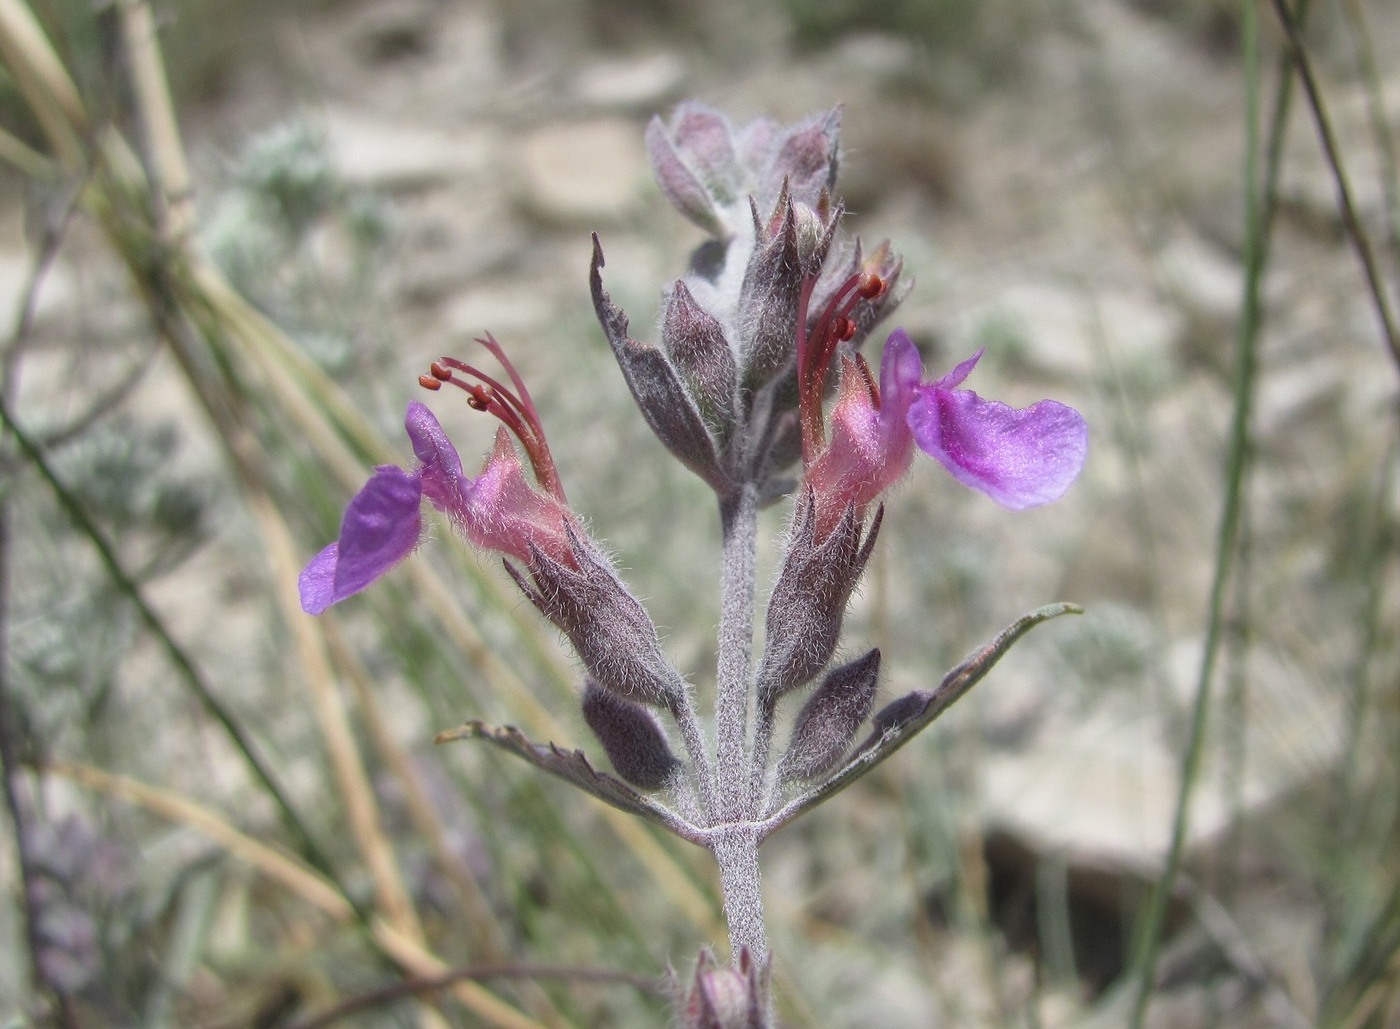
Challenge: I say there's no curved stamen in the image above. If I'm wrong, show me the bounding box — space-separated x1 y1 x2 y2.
797 267 887 464
417 338 567 502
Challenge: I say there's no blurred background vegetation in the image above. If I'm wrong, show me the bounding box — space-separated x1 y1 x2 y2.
1 0 1397 1025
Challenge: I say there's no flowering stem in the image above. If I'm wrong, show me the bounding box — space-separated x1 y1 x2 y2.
712 824 767 965
715 483 758 823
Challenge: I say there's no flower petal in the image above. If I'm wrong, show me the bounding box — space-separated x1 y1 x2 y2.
298 465 424 614
908 382 1087 510
298 542 342 615
933 347 983 391
878 328 923 438
464 428 572 564
405 401 468 513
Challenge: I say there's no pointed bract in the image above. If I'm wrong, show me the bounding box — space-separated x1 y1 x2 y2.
591 236 732 495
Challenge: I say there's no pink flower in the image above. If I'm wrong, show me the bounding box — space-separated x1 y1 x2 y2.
299 337 574 615
803 328 1087 533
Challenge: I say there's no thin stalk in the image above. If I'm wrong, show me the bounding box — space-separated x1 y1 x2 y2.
748 694 778 819
671 695 718 820
1338 0 1400 267
257 493 429 948
0 161 82 1020
324 620 511 954
1128 2 1273 1021
715 483 759 823
50 760 548 1029
288 962 661 1029
1268 0 1400 374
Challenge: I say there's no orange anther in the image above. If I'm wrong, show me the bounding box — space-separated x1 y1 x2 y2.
418 374 442 390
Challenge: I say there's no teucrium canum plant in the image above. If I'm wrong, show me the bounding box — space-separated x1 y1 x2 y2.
301 102 1088 1026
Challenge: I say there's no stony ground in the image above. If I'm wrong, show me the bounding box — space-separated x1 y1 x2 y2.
4 0 1399 1024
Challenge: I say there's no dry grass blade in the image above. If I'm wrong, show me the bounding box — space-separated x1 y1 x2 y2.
1268 0 1400 373
47 760 550 1029
0 0 87 167
253 490 426 944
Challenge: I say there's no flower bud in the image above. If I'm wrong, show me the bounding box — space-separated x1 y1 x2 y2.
507 525 685 710
581 678 680 790
731 106 841 222
591 237 732 495
646 103 743 237
870 689 932 737
756 493 881 703
777 648 881 784
679 946 769 1029
736 198 801 388
661 278 738 436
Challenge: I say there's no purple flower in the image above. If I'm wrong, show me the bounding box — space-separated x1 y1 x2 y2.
908 348 1088 510
299 461 426 615
803 328 1086 532
300 337 577 615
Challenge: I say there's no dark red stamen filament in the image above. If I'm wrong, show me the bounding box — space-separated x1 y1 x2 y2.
418 335 566 501
795 268 887 464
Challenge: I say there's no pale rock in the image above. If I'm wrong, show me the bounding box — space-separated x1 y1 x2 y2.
515 118 649 227
950 278 1183 383
978 636 1343 870
1156 231 1245 323
443 279 556 339
321 107 496 191
572 52 687 111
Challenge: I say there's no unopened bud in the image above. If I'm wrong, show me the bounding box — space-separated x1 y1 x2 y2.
662 279 738 435
680 947 769 1029
645 104 741 237
737 193 802 388
870 689 932 736
777 649 881 784
507 526 685 709
756 495 881 702
581 679 680 790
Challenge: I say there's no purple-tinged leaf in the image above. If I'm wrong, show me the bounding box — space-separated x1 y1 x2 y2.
758 602 1082 838
435 720 703 843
